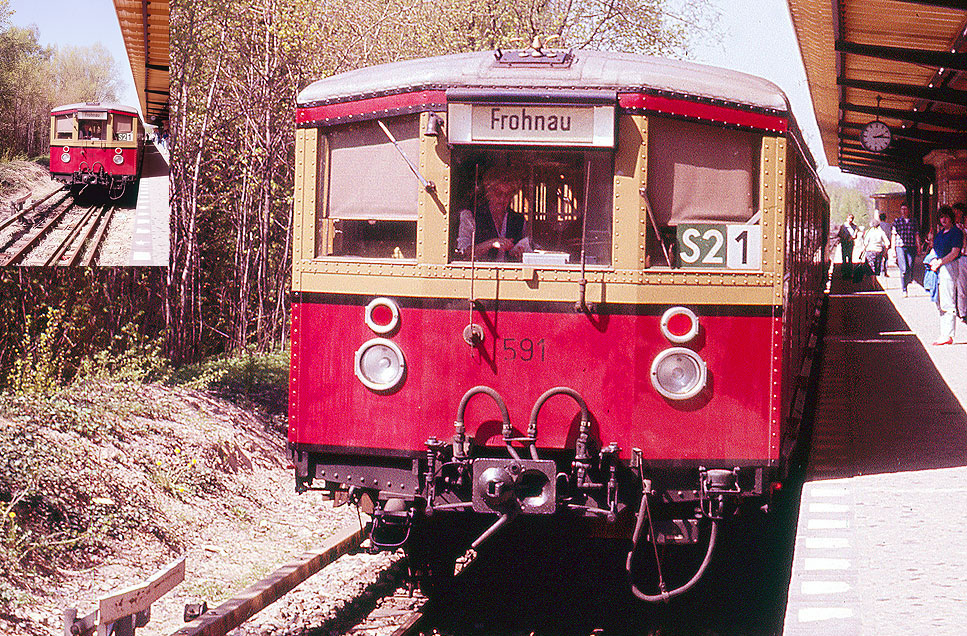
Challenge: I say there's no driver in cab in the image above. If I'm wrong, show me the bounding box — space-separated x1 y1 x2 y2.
458 165 532 261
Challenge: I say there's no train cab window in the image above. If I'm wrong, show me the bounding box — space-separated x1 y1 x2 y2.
79 121 106 141
450 149 613 266
54 115 74 140
114 115 135 141
645 116 761 269
315 115 419 259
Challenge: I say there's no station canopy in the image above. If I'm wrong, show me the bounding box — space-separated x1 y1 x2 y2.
113 0 169 126
787 0 966 185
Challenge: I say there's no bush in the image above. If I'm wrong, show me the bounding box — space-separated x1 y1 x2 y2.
168 347 289 415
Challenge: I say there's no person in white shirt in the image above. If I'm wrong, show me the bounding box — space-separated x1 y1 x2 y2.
863 218 890 276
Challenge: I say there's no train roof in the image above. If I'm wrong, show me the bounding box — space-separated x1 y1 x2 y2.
297 49 791 115
51 102 140 116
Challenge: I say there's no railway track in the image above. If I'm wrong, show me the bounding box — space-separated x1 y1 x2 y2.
0 186 117 266
70 510 797 636
165 522 441 636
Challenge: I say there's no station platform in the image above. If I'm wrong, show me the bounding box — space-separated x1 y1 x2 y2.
783 264 967 634
128 142 169 267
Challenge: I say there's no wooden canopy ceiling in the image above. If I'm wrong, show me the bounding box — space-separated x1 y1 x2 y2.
113 0 169 126
787 0 966 185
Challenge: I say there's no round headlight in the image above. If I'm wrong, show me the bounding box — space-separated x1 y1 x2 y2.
354 338 405 391
660 306 699 343
365 297 400 334
650 347 707 400
113 154 124 165
61 153 71 163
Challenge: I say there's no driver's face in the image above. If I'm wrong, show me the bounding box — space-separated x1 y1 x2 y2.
486 179 518 194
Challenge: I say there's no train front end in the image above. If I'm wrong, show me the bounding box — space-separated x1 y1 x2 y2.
289 49 828 599
49 103 143 198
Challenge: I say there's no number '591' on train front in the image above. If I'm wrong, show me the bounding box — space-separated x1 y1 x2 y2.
288 48 828 600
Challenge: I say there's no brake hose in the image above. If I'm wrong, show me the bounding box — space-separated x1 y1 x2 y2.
626 488 719 603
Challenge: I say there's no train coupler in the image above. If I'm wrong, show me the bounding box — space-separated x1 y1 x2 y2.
472 458 556 515
369 499 413 552
698 466 741 520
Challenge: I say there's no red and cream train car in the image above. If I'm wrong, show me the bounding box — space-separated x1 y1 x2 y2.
49 102 144 198
289 49 828 599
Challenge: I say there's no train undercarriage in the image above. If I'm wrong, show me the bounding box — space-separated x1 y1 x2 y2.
54 169 137 200
290 386 779 601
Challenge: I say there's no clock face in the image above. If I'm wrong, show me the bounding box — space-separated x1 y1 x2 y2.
861 121 892 152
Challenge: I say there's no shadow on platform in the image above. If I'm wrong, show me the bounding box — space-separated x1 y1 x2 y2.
141 144 169 179
808 266 967 479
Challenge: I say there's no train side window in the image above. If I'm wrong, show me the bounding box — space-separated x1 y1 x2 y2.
450 149 613 266
55 115 74 140
315 115 419 259
114 115 135 141
645 116 760 268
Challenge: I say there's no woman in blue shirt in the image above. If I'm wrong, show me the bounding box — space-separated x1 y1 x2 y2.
929 205 962 345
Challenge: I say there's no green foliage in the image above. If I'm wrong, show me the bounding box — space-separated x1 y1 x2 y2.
75 320 170 385
169 347 289 415
826 181 873 229
9 307 69 397
50 44 122 105
0 383 200 583
0 24 51 157
0 21 123 158
149 449 210 500
0 269 167 394
0 401 111 580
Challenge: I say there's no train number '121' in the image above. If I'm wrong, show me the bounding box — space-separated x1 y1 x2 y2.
676 222 762 270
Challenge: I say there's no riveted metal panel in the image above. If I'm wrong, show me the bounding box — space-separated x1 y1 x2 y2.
419 112 451 265
293 129 308 281
296 268 781 306
304 128 319 262
613 114 646 270
759 137 788 302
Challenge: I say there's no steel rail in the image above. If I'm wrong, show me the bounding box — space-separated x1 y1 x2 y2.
0 186 68 233
0 197 76 266
389 599 435 636
45 204 102 266
170 523 367 636
78 205 115 266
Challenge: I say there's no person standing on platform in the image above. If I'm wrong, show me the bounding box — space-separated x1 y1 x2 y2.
863 218 889 277
878 212 892 277
838 214 858 279
892 204 921 297
929 206 962 345
954 202 967 323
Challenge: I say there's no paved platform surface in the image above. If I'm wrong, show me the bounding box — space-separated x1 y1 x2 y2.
783 263 967 635
129 142 169 267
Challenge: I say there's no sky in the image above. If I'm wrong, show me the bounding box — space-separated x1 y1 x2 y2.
688 0 834 180
7 0 139 113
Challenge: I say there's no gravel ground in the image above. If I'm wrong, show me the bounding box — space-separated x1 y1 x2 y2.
96 204 135 266
0 383 404 636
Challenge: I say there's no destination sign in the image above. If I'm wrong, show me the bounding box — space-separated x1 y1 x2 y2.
78 111 109 120
448 103 615 147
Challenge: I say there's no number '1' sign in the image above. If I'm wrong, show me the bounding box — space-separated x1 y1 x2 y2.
676 223 762 270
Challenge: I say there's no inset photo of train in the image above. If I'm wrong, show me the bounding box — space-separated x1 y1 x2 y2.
0 0 168 267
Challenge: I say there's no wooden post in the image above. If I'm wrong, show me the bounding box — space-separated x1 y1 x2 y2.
64 557 185 636
98 557 185 636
